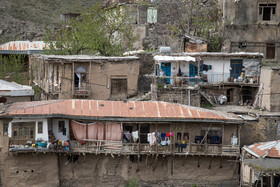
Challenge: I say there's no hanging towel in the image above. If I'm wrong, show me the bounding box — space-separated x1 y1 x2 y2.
166 133 170 137
170 132 174 137
147 133 156 146
132 131 138 142
161 133 166 139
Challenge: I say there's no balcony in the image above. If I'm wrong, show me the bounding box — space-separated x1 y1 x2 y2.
73 87 90 97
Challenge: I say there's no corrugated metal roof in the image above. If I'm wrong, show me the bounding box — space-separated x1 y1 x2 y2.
0 41 46 51
0 79 34 96
244 140 280 158
0 100 242 123
38 55 139 61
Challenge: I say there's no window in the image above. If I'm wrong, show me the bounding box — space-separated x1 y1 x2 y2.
266 43 276 59
3 123 8 135
38 122 43 134
58 121 66 135
74 66 87 89
259 4 276 21
11 122 35 143
147 7 157 23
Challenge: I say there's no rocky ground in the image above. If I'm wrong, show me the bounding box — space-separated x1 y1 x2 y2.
0 0 97 44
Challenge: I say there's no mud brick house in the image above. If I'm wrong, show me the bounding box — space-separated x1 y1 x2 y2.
241 140 280 186
29 55 140 100
151 52 263 107
0 100 243 186
222 0 280 112
222 0 280 65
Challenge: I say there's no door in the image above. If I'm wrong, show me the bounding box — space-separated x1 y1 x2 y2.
111 79 127 100
189 63 203 82
161 63 171 84
230 60 243 79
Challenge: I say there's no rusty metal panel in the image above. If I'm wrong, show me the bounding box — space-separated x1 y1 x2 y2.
246 140 280 158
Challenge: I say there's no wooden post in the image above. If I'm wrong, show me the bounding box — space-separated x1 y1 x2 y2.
249 168 252 186
169 124 172 154
89 60 92 92
261 176 263 187
72 61 75 95
138 123 141 161
156 123 158 154
238 124 241 149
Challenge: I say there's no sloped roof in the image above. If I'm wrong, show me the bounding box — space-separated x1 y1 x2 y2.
244 158 280 173
0 79 34 96
243 140 280 158
0 41 46 54
0 100 242 123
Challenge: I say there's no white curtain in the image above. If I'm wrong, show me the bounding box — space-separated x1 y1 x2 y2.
75 73 81 88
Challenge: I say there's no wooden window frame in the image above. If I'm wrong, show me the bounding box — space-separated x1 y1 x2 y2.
38 121 43 134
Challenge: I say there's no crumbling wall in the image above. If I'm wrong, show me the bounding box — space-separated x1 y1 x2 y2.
241 116 280 146
136 53 154 93
156 88 200 107
59 154 238 187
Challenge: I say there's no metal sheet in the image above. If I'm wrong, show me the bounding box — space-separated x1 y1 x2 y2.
1 100 242 123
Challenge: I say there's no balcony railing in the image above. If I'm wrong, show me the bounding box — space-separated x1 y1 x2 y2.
73 86 90 97
153 73 259 88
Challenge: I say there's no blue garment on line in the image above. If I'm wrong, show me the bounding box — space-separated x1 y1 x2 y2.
161 133 166 139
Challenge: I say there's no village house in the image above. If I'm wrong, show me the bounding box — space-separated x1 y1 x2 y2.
222 0 280 112
240 140 280 187
29 55 140 100
0 79 34 103
151 52 263 107
0 99 242 186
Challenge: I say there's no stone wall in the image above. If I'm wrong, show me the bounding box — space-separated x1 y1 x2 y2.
241 116 280 146
155 88 200 107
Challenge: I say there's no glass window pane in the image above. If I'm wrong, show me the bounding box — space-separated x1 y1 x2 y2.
24 127 29 140
13 131 18 140
19 128 23 140
30 127 34 139
38 122 43 134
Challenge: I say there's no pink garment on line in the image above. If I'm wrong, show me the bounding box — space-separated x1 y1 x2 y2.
105 123 122 141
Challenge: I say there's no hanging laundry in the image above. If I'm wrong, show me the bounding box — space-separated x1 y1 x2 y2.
147 132 157 146
161 133 166 139
124 132 132 142
132 131 138 142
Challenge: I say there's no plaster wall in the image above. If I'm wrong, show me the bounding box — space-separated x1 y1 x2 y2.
51 119 69 141
203 59 230 83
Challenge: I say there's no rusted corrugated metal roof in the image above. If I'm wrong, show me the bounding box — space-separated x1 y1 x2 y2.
1 100 242 123
244 140 280 158
0 41 47 51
